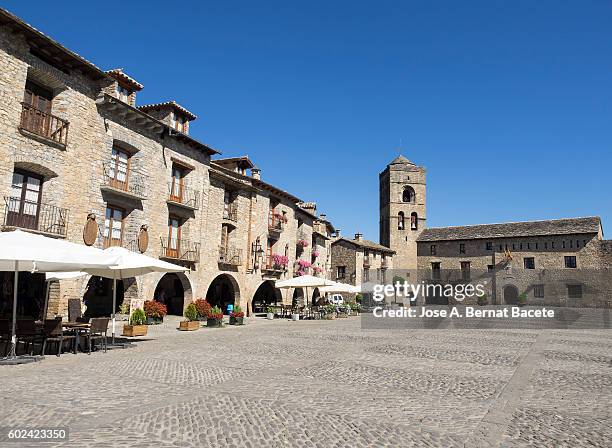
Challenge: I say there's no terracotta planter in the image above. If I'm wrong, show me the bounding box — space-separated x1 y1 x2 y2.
179 320 200 331
229 316 244 325
123 324 148 337
207 318 223 328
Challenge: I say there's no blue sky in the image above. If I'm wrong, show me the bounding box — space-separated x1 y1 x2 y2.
5 1 611 238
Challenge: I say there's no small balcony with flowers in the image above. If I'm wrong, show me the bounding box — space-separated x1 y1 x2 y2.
262 254 288 276
295 259 312 276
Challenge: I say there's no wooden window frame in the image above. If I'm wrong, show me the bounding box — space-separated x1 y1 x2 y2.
7 169 44 230
104 204 125 248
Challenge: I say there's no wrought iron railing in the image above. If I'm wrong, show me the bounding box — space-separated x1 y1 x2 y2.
102 161 147 199
268 213 284 233
218 245 242 266
3 196 68 237
160 237 200 263
167 183 199 209
263 255 285 272
19 102 69 146
223 202 238 222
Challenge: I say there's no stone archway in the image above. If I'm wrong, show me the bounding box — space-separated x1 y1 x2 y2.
206 274 240 315
503 285 519 305
251 280 282 315
83 276 136 318
292 288 305 308
312 287 322 306
154 273 192 316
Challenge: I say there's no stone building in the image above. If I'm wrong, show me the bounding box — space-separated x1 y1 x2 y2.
331 232 395 286
416 217 611 307
378 155 611 307
0 8 335 319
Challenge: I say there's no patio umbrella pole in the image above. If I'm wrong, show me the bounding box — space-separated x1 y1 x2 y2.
7 261 18 358
42 281 50 321
111 274 116 345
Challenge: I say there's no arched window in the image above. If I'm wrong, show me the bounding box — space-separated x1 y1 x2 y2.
411 212 418 230
398 212 405 230
402 186 415 203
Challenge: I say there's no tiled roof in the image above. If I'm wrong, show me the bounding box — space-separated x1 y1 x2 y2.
417 217 602 242
333 237 395 254
106 68 144 90
138 101 197 121
0 8 108 80
214 156 255 169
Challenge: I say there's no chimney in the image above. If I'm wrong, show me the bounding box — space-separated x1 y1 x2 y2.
251 167 261 180
319 213 327 221
354 233 363 241
335 229 341 238
299 202 317 214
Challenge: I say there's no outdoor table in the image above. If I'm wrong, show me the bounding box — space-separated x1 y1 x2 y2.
62 322 90 353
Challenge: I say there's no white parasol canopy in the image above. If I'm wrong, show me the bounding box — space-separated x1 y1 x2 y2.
319 282 360 294
275 275 335 309
0 230 120 359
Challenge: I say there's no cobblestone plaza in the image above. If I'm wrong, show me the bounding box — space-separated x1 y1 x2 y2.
1 317 610 447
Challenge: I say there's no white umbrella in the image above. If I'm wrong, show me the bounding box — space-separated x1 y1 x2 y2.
80 246 189 343
320 282 360 294
0 230 120 359
275 275 335 308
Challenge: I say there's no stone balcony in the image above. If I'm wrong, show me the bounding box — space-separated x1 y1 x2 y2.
2 196 69 238
218 245 242 267
19 102 69 147
101 161 147 201
167 183 200 210
222 202 238 223
160 237 200 263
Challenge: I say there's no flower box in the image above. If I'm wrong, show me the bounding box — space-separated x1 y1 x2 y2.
122 324 148 337
179 320 200 331
229 316 244 325
146 316 163 325
207 318 223 328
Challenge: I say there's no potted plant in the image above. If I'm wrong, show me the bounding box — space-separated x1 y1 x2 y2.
123 308 148 337
297 239 309 248
349 302 362 315
229 306 245 325
291 307 300 321
194 298 212 321
272 254 289 271
266 306 275 320
322 304 336 320
518 293 527 307
477 294 488 306
207 306 224 328
179 303 200 331
144 300 167 325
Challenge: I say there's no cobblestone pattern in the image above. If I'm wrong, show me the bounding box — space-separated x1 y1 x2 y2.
0 317 609 447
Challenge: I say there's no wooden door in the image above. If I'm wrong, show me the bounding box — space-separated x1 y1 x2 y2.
103 205 124 248
23 81 52 135
109 147 130 191
170 166 184 202
167 216 181 258
6 171 42 230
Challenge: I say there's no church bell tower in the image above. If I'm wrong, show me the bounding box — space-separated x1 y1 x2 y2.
379 155 426 271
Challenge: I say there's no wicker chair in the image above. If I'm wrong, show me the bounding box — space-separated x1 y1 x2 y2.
81 317 109 354
40 319 76 356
